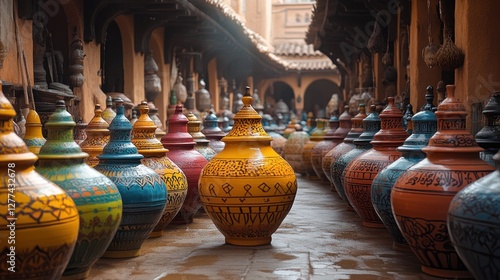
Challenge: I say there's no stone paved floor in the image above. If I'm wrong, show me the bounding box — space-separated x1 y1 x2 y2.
88 175 443 280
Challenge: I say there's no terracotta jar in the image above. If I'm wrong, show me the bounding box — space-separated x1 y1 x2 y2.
371 89 437 250
269 131 287 157
199 88 297 246
80 104 110 167
132 101 188 237
302 119 327 178
475 91 500 166
448 150 500 279
161 104 208 224
344 98 408 228
202 111 226 153
311 114 339 181
37 100 122 278
283 127 310 175
335 105 380 208
282 118 301 139
0 82 79 279
74 121 88 144
94 98 167 258
102 95 116 124
322 106 352 187
392 85 495 278
22 109 46 155
187 112 217 161
330 104 366 194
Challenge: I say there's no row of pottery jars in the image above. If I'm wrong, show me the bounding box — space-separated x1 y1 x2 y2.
344 97 409 228
198 88 298 246
162 104 208 224
330 104 366 197
371 87 437 251
310 113 339 181
302 118 327 178
335 105 380 210
36 100 123 278
0 82 80 280
391 85 495 278
321 106 352 188
132 101 188 237
94 98 168 258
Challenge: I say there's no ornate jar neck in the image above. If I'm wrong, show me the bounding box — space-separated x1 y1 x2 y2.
187 112 207 140
332 105 352 141
161 104 196 149
371 97 409 149
353 105 380 146
132 101 168 156
475 92 500 149
343 104 366 143
23 109 45 139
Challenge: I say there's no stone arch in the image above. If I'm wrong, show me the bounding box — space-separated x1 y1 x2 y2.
303 79 341 119
264 81 295 119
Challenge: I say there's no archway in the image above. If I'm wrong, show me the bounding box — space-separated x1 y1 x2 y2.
264 81 295 116
303 79 341 119
101 20 124 93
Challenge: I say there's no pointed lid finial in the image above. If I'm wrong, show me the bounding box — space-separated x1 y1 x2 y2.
161 103 196 147
132 101 166 153
80 103 110 154
371 97 409 147
187 112 207 140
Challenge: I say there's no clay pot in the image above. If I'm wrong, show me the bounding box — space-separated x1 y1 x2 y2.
322 106 352 187
392 85 495 278
132 101 188 237
330 104 366 195
0 82 79 279
269 131 287 157
448 150 500 279
282 118 302 139
283 128 310 175
311 114 339 181
161 104 208 224
195 79 212 113
23 109 46 155
80 104 110 167
302 119 327 178
101 95 116 124
199 87 297 246
336 105 380 208
475 91 500 167
94 98 168 258
74 122 88 144
37 100 122 278
187 112 217 161
344 98 408 228
371 91 437 250
202 111 226 153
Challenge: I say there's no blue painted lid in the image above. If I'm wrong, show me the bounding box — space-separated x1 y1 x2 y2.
353 105 380 145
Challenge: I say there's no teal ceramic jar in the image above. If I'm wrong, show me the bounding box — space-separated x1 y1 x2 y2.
94 98 167 258
333 105 378 206
37 100 123 278
371 90 437 250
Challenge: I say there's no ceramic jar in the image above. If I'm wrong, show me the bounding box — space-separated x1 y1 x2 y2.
475 92 500 167
37 100 122 278
202 111 226 153
322 106 352 186
282 118 301 139
448 150 500 280
302 119 327 178
330 104 366 194
94 98 167 258
161 104 208 224
344 98 408 228
74 122 88 144
283 127 310 175
335 105 380 207
311 114 339 181
102 96 116 124
371 90 437 250
199 88 297 246
22 109 46 155
392 85 495 278
132 101 188 237
187 112 217 161
80 104 110 167
0 82 79 279
269 131 287 157
148 105 166 140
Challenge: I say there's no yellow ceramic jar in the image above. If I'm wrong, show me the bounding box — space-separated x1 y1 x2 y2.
199 87 298 246
80 104 110 167
22 109 46 155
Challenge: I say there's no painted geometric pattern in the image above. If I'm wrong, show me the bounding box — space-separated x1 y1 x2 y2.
201 158 294 177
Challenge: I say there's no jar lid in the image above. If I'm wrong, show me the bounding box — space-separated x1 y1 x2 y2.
99 98 143 161
187 112 207 140
201 111 225 138
38 100 89 160
475 92 500 148
80 104 109 147
161 104 196 147
331 105 352 140
353 105 380 145
371 97 409 147
132 101 167 154
342 104 366 143
424 85 482 153
0 81 38 164
223 86 272 142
